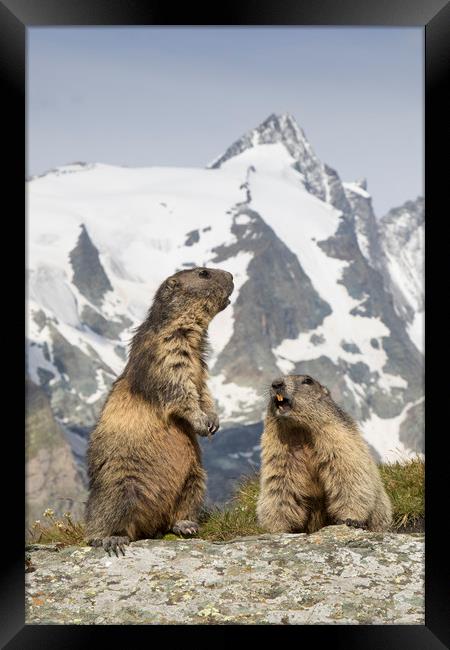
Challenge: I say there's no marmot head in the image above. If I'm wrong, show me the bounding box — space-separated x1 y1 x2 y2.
268 374 331 425
153 267 234 322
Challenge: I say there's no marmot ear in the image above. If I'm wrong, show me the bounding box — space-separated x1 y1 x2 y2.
166 277 179 290
322 385 330 397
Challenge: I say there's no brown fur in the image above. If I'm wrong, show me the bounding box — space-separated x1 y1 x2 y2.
257 374 392 534
85 267 234 545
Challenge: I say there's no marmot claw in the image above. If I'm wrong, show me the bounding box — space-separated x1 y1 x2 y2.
337 518 368 530
192 412 214 437
172 520 199 536
90 536 130 556
206 412 220 435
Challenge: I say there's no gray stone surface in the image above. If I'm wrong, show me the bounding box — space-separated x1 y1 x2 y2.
69 223 113 306
26 525 424 625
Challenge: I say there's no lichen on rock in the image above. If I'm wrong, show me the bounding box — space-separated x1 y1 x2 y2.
26 525 424 625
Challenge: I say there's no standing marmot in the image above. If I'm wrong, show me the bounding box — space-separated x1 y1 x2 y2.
257 374 392 534
85 267 234 554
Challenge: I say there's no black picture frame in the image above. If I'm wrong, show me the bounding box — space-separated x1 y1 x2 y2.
4 0 448 646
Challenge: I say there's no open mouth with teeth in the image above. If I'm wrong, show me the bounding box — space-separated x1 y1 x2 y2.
218 297 231 311
273 393 292 413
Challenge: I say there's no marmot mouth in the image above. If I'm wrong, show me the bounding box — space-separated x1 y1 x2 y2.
273 394 292 413
218 297 231 312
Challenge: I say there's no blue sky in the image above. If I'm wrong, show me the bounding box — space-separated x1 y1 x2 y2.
28 27 423 216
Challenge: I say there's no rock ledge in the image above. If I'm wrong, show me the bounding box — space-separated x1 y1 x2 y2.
26 525 424 625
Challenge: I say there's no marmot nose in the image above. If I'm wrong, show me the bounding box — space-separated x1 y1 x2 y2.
271 379 285 390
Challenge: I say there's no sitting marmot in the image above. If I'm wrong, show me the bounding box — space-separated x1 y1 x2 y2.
257 374 392 534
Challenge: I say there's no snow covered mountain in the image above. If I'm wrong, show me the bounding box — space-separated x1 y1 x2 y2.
346 185 424 355
26 113 424 509
378 198 424 353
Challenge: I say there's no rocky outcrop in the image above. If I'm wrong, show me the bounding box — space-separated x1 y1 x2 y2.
80 305 132 340
47 324 115 429
344 180 384 270
346 189 424 354
25 525 424 625
399 399 425 453
69 224 113 306
378 197 424 353
317 197 424 416
26 378 86 525
212 201 331 395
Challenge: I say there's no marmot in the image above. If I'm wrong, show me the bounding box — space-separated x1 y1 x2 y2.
257 374 392 534
85 267 234 554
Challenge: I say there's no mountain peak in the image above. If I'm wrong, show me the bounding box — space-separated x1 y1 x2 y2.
208 112 326 200
253 112 311 150
355 178 368 191
209 112 308 168
258 111 301 134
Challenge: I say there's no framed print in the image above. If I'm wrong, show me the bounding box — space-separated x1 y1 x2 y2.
2 0 448 646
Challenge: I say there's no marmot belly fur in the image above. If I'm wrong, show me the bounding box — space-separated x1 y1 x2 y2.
85 267 234 553
257 374 392 534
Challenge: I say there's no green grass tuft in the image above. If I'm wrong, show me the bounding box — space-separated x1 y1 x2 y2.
26 458 424 546
379 456 424 530
199 473 264 541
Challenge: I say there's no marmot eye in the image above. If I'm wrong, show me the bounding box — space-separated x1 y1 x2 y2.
302 377 313 385
198 270 210 278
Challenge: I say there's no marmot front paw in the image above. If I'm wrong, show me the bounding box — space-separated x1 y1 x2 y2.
205 411 219 435
336 518 368 530
89 536 130 556
172 520 199 536
191 412 213 437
